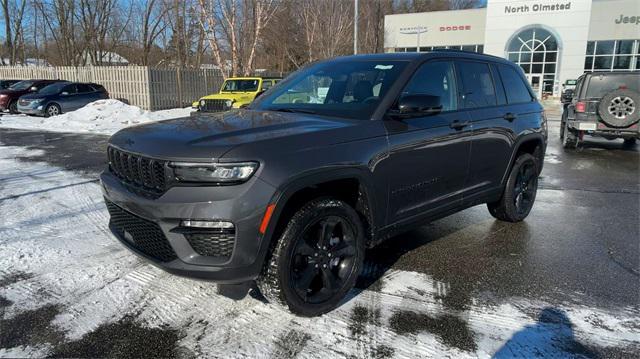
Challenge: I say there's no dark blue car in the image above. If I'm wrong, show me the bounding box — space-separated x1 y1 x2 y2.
17 81 109 117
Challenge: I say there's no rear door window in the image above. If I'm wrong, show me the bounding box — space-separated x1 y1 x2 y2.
490 64 507 105
456 61 498 108
496 64 533 104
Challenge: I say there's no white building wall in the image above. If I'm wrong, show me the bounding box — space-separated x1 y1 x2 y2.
588 0 640 40
484 0 593 96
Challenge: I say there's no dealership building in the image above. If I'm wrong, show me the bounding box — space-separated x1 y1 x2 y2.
384 0 640 97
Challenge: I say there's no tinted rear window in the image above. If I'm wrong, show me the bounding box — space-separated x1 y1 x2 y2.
586 74 640 98
456 61 497 108
496 64 533 104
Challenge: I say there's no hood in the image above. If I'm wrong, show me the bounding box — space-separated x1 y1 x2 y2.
20 92 51 100
109 110 369 161
0 88 28 96
201 93 235 100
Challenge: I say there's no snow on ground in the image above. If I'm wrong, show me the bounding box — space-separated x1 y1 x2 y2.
0 146 638 358
0 99 191 135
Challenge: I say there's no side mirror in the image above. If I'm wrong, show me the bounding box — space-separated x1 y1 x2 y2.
561 89 574 103
394 94 443 118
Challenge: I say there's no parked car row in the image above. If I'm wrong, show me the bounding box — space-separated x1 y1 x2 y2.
0 79 109 117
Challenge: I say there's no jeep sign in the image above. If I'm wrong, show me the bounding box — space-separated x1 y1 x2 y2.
615 14 640 25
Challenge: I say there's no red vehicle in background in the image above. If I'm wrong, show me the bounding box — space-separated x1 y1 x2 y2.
0 79 62 114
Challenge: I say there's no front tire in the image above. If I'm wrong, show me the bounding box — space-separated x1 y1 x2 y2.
257 198 365 316
487 153 539 222
8 100 18 114
45 103 61 117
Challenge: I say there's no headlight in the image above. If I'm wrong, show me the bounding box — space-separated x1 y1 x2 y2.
225 100 233 108
0 94 7 98
199 100 206 107
30 98 44 104
169 161 258 183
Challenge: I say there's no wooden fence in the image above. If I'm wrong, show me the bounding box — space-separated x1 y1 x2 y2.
0 66 224 111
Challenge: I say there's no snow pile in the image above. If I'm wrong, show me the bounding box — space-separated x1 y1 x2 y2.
1 146 639 357
0 99 191 135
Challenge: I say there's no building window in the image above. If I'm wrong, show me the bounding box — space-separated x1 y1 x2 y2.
506 27 559 95
584 40 640 72
393 45 483 53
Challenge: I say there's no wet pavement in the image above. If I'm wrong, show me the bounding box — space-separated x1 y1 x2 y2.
0 109 638 357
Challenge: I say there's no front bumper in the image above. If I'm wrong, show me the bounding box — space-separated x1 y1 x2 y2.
100 170 277 283
17 103 45 115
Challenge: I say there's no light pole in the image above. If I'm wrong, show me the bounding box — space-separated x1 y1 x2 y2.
354 0 358 54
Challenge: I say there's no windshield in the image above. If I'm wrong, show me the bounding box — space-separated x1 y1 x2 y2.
37 82 69 95
222 79 260 92
586 74 640 98
9 80 35 90
252 60 409 120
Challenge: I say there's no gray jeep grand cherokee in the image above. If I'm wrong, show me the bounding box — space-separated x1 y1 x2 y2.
101 51 547 316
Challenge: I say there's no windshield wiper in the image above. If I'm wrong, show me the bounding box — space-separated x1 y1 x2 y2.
271 108 319 115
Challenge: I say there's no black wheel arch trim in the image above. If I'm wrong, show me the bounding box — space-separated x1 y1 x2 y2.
260 166 380 248
500 133 547 186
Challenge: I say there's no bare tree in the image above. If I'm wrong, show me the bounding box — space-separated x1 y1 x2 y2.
197 0 279 77
1 0 27 64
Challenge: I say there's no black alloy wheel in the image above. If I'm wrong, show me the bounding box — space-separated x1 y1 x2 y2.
257 198 365 316
512 161 538 217
290 216 357 304
487 153 539 222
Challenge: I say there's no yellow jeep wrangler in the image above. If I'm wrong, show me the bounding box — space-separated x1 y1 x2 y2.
192 77 281 112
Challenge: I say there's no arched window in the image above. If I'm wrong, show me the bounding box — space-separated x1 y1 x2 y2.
507 27 559 94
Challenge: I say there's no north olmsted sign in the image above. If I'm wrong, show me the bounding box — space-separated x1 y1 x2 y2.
504 2 572 14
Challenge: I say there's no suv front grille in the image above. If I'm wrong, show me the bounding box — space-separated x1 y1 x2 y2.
105 199 177 262
108 147 167 194
184 230 235 259
199 99 231 113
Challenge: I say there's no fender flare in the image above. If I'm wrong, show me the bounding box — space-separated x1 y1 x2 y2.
500 133 546 186
260 166 380 246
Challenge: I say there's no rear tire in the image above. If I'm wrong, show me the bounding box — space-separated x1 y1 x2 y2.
561 119 578 149
487 153 539 222
45 103 61 117
257 198 365 317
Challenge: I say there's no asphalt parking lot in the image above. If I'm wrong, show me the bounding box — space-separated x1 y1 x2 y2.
0 106 638 358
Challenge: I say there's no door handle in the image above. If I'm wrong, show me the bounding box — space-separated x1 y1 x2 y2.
504 112 517 121
449 120 470 130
